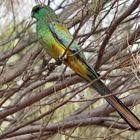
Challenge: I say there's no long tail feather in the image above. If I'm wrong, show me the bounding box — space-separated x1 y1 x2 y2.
92 77 140 130
66 49 140 130
73 56 140 130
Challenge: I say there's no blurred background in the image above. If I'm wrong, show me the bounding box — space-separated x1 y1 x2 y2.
0 0 140 139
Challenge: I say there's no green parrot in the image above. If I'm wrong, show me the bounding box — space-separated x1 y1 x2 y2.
31 4 140 130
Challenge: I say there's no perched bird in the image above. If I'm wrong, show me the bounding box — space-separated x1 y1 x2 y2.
31 4 140 130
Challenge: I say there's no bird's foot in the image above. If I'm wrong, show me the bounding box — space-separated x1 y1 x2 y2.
47 63 55 71
56 54 68 65
55 58 62 65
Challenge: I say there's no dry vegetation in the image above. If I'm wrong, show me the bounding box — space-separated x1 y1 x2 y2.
0 0 140 139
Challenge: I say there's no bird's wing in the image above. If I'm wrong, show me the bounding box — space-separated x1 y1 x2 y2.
49 22 98 77
49 22 85 60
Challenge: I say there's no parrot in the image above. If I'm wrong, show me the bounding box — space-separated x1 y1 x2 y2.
31 4 140 130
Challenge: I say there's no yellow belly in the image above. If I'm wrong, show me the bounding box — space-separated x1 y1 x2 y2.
47 43 90 81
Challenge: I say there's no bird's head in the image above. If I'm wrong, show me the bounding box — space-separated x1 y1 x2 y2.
31 4 58 22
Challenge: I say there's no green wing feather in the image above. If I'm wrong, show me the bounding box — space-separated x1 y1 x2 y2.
48 21 100 80
49 22 85 60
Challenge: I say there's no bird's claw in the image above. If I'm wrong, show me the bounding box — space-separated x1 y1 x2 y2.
47 55 68 76
56 54 68 65
48 63 55 71
55 57 62 65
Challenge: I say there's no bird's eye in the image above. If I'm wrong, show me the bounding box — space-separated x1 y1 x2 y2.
33 6 42 13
